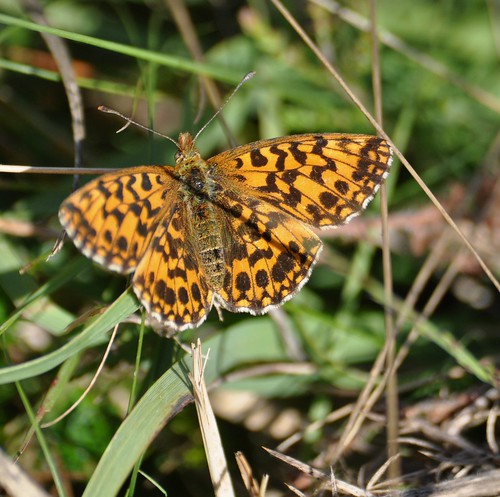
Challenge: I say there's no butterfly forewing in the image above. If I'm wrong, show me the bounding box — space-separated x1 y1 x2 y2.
209 134 392 229
59 167 177 273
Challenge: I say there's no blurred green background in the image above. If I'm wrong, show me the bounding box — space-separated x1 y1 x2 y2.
0 1 498 496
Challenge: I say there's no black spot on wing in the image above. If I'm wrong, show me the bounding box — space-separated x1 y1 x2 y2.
250 148 268 167
269 144 288 171
288 141 307 164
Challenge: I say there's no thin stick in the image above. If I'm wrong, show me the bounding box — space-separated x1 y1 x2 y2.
368 0 400 480
0 165 119 175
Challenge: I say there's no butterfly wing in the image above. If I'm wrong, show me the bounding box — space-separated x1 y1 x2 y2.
133 202 214 331
208 133 392 229
59 166 176 274
214 191 322 313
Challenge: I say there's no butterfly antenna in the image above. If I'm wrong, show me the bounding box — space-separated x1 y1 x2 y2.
98 106 179 147
193 71 256 142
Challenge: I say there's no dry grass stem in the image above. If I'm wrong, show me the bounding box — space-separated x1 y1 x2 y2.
41 323 119 428
235 451 269 497
190 340 235 497
0 448 52 497
264 447 377 497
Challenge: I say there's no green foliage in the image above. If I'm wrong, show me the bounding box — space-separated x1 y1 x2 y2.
0 1 498 496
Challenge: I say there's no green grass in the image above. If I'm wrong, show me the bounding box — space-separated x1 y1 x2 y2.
0 1 498 496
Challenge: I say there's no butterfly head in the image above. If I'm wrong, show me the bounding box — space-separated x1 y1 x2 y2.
175 132 202 165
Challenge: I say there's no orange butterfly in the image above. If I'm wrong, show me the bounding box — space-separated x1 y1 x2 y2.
59 131 391 332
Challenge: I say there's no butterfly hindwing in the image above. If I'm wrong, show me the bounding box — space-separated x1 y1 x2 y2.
133 202 214 330
215 191 322 313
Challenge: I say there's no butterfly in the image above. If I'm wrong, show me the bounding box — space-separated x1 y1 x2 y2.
59 132 392 332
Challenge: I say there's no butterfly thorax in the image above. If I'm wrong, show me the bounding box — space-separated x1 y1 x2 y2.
175 132 225 290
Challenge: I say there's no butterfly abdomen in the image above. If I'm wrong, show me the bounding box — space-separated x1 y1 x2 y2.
187 199 225 291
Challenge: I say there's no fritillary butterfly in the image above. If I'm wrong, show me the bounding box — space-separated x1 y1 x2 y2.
59 132 392 332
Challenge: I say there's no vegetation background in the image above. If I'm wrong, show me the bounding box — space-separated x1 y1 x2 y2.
0 0 498 496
